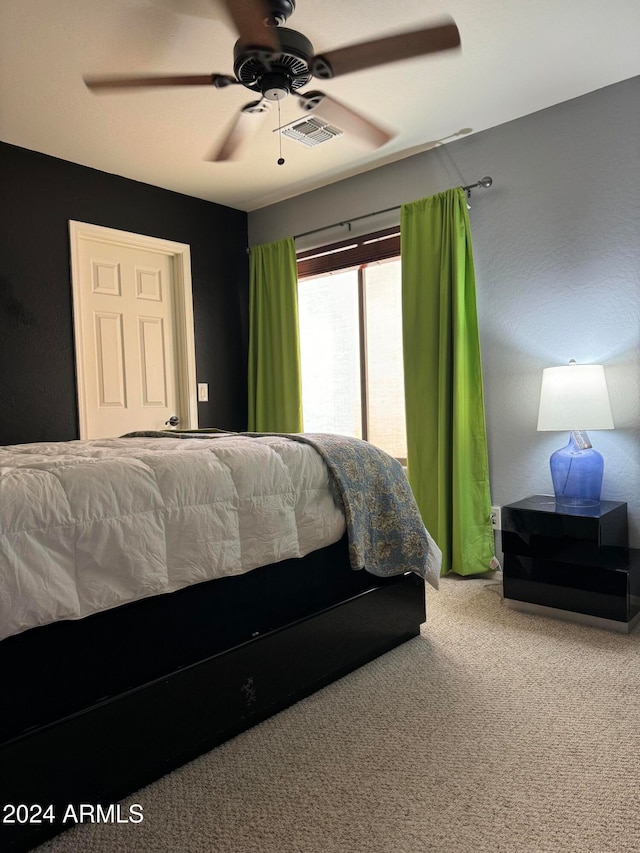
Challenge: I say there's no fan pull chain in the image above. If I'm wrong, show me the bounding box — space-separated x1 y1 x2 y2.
277 99 285 166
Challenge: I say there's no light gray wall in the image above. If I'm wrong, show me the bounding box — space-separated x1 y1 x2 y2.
249 76 640 548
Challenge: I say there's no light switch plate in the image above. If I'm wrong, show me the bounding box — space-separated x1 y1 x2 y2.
197 383 208 402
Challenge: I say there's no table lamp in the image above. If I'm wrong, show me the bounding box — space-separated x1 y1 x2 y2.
536 361 614 506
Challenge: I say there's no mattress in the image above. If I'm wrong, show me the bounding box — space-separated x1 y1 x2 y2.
0 434 346 641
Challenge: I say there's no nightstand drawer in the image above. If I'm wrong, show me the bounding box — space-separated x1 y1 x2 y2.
502 497 628 568
503 550 640 624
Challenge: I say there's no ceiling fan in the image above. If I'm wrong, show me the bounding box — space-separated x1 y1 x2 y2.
84 0 461 162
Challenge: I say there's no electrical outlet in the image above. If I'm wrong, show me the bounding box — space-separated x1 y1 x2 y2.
490 505 501 530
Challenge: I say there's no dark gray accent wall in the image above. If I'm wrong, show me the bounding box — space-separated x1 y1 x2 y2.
0 142 249 445
249 77 640 547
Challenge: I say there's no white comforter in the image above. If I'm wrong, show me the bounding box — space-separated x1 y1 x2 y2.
0 435 346 641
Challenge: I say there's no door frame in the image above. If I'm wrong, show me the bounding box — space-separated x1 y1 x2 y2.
69 220 198 438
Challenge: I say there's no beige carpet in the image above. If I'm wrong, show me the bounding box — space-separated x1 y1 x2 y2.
37 577 640 853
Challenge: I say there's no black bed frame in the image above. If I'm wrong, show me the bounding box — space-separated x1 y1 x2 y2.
0 536 425 852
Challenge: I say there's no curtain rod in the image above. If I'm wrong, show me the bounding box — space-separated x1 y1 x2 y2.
293 177 494 241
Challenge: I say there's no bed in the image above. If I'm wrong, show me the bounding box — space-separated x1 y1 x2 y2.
0 431 440 852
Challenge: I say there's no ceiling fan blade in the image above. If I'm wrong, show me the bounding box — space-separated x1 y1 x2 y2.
220 0 280 51
311 19 460 79
208 100 271 161
84 73 233 92
299 92 394 150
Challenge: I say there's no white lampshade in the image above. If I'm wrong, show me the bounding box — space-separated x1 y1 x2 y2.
537 363 614 431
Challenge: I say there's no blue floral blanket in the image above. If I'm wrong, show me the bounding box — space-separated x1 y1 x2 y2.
123 431 441 589
289 433 440 588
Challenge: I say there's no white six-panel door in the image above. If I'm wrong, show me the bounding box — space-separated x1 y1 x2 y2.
69 222 198 439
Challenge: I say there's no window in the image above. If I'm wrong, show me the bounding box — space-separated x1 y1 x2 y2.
297 228 407 462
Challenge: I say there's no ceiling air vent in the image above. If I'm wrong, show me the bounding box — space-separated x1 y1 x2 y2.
281 116 343 147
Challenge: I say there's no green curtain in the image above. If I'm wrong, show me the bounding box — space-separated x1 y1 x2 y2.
247 237 303 433
401 187 495 576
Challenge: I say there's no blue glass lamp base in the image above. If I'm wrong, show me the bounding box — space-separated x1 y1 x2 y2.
550 431 604 507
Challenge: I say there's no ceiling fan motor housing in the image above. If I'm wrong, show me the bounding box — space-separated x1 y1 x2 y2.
233 28 313 97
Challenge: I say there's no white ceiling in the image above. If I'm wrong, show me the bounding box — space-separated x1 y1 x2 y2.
2 0 639 212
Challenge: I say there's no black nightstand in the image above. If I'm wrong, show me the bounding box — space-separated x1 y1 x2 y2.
501 496 639 633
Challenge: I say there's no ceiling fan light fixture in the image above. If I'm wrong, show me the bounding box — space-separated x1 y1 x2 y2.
260 70 291 101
